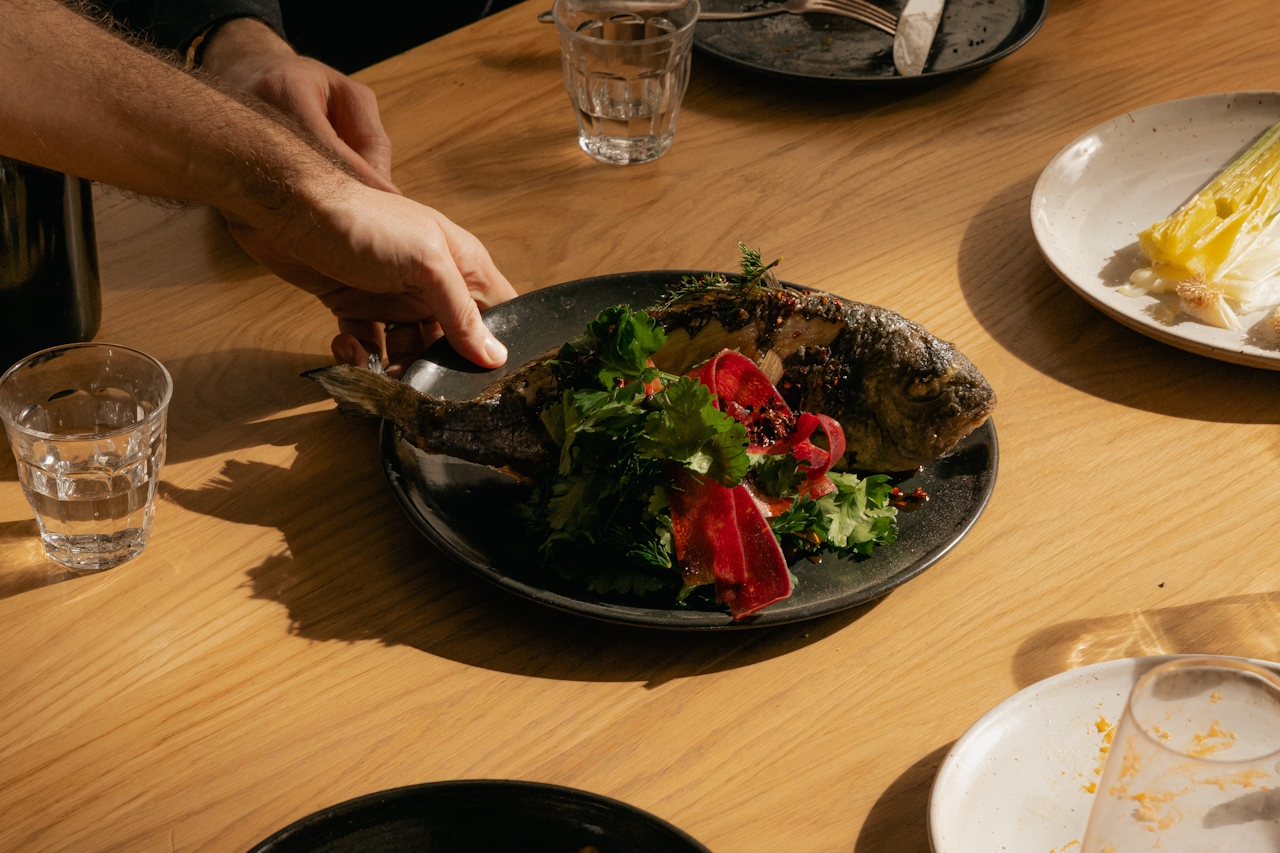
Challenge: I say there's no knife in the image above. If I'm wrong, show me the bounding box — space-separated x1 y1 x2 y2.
892 0 945 77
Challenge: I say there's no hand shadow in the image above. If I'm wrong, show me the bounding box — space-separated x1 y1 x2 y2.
157 351 871 684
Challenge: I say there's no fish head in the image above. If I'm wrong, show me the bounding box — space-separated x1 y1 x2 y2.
845 320 996 471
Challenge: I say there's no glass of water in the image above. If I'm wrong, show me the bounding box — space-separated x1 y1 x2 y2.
553 0 699 165
1082 656 1280 852
0 343 171 571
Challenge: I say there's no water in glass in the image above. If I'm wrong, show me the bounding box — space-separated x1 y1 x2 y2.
555 1 698 165
0 344 171 571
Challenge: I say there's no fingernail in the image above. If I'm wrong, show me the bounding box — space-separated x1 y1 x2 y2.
484 334 508 365
334 340 357 365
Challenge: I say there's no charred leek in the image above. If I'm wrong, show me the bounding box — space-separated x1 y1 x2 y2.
1128 119 1280 331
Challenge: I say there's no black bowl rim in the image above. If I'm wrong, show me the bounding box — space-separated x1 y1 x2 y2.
244 779 713 853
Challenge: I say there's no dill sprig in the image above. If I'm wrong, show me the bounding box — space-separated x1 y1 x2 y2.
738 242 782 287
655 242 782 309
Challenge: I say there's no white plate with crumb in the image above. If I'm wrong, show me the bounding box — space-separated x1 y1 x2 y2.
928 655 1280 853
1031 91 1280 370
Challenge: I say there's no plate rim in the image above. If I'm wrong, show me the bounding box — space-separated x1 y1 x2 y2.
244 778 713 853
380 271 999 631
926 653 1280 853
692 0 1047 84
1030 89 1280 372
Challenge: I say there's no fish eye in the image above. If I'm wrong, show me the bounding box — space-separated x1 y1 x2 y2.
906 376 944 402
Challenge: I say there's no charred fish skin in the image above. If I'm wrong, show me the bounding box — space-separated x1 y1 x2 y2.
304 364 555 479
775 313 995 471
650 284 996 472
307 278 994 477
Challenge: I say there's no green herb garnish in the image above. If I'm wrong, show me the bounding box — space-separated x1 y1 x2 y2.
656 242 782 308
526 278 900 603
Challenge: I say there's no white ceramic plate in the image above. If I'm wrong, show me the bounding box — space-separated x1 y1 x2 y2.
1031 91 1280 370
928 655 1280 853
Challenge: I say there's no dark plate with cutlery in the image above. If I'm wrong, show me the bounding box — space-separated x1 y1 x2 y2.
694 0 1046 83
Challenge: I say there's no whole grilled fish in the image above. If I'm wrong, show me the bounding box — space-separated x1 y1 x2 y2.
307 281 996 477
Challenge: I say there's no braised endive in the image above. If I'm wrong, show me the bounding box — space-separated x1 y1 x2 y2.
1128 119 1280 332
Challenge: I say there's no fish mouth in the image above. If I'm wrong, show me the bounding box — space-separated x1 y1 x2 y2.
931 394 996 458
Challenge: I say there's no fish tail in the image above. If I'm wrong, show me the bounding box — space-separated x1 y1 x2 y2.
304 365 438 427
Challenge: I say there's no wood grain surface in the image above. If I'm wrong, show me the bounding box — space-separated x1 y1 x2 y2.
4 1 1280 850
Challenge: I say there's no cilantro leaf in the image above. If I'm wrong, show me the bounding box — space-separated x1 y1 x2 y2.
553 305 666 388
748 452 806 496
636 376 749 486
770 496 826 537
767 496 826 555
545 474 607 532
543 385 650 474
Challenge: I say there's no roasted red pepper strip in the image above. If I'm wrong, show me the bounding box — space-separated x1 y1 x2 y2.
687 351 788 417
671 349 848 618
725 485 792 617
667 469 738 589
692 350 846 495
786 413 846 500
687 350 797 452
668 469 792 618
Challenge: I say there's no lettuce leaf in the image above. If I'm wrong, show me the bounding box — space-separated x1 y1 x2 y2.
817 472 898 556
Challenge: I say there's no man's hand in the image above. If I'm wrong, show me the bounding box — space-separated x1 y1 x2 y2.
200 17 398 194
199 18 515 372
224 179 517 372
0 0 515 372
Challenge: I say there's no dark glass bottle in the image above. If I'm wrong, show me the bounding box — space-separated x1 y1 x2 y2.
0 157 101 373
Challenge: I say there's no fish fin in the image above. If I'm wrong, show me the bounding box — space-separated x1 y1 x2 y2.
304 364 411 419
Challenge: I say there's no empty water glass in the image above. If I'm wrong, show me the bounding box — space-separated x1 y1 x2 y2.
0 343 171 571
1082 656 1280 852
553 0 699 165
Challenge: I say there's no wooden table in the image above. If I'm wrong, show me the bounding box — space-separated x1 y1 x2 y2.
5 1 1280 850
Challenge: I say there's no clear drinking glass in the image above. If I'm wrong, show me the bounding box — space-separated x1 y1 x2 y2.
0 343 171 571
553 0 699 165
1082 656 1280 852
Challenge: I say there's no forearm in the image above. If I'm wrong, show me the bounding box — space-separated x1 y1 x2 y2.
0 0 515 370
0 0 334 225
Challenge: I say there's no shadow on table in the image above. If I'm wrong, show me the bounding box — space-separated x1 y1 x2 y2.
93 191 263 290
0 518 86 600
956 174 1280 426
853 742 953 853
154 348 874 684
1011 591 1280 690
0 346 316 598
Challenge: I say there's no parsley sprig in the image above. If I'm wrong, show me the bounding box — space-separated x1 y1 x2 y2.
531 305 750 595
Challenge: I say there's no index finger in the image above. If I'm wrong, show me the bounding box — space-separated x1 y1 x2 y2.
413 250 509 369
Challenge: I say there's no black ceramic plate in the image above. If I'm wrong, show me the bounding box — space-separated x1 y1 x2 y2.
382 271 998 630
694 0 1047 83
245 780 711 853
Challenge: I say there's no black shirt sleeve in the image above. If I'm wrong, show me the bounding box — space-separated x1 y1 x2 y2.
94 0 286 53
147 0 286 53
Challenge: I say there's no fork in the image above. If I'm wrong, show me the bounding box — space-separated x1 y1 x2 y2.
699 0 897 36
